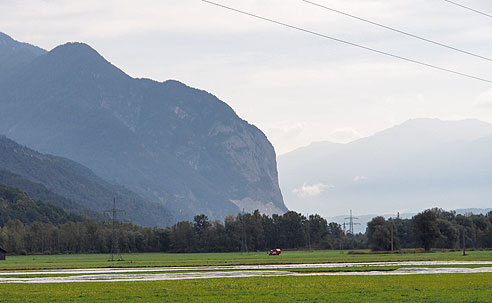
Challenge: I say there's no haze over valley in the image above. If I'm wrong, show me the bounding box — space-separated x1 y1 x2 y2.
2 2 492 301
1 30 491 225
279 118 492 218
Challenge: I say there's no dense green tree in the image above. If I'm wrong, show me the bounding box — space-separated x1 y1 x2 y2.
170 221 197 253
307 214 328 248
4 219 25 254
435 219 459 249
367 217 394 251
395 218 414 248
413 210 441 251
277 211 305 248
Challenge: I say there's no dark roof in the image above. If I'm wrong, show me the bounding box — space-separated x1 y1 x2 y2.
0 247 6 253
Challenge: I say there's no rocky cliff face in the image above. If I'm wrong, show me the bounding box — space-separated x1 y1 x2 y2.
0 33 287 221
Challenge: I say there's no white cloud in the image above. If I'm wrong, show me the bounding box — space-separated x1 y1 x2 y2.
265 121 306 137
292 182 333 198
475 89 492 108
328 127 363 144
262 121 309 154
353 176 368 183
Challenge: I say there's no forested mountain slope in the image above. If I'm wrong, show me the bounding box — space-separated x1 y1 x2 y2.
0 135 174 227
0 183 79 226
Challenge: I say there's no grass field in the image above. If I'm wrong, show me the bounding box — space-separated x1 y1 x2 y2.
0 273 491 302
1 250 491 302
1 250 492 271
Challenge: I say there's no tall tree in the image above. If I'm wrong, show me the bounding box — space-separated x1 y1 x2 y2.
367 217 392 251
413 209 441 251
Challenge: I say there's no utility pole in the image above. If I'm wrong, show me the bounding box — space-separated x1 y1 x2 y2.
344 210 360 235
104 198 125 261
240 208 248 253
462 227 467 256
390 223 394 251
306 214 312 252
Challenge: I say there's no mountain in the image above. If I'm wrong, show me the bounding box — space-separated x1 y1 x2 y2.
0 33 287 221
279 118 492 217
0 169 97 217
0 32 46 80
0 183 79 226
455 208 492 215
0 135 174 227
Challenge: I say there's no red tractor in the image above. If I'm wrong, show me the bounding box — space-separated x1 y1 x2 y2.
268 248 282 256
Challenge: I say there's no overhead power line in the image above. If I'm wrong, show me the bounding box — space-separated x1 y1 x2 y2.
302 0 492 62
202 0 492 84
104 198 125 262
443 0 492 19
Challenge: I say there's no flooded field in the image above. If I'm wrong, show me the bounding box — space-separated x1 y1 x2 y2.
2 261 492 283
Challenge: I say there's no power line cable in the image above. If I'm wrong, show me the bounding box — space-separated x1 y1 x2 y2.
302 0 492 62
202 0 492 84
442 0 492 19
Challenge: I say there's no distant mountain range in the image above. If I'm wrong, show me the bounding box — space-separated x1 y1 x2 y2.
279 118 492 217
0 32 286 223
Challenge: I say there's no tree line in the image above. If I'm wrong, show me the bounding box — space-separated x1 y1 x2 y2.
1 183 491 254
367 208 492 251
0 183 366 254
2 209 491 255
0 211 367 255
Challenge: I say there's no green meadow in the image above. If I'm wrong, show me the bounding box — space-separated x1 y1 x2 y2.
0 273 491 302
1 250 492 271
0 250 491 302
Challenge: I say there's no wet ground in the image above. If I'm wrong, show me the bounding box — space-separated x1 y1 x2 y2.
1 261 492 283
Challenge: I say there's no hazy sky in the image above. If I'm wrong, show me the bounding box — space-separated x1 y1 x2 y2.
1 0 492 154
